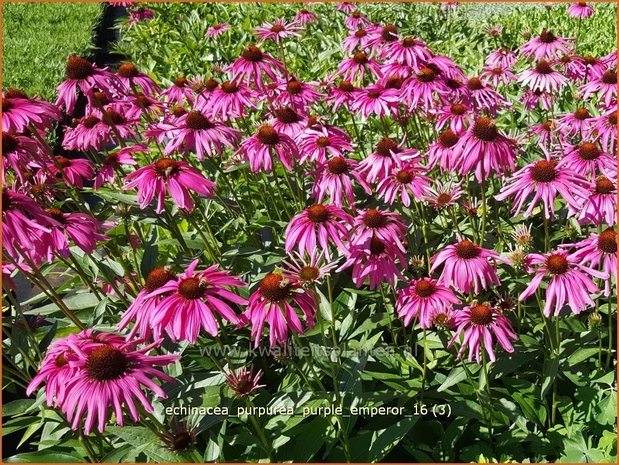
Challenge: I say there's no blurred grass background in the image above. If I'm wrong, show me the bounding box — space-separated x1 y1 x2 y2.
2 2 103 100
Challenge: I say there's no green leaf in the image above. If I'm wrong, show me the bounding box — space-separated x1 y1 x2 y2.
5 451 84 463
437 366 467 392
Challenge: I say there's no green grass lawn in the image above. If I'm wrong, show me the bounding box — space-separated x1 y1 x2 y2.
2 2 103 101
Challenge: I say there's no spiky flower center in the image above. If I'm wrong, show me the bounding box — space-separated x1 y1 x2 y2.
286 79 303 94
66 55 94 80
185 111 214 130
352 52 369 64
260 273 292 302
118 63 139 78
445 78 461 90
270 24 285 33
257 125 280 145
169 432 194 451
314 136 330 148
2 132 18 153
306 204 330 223
602 70 617 84
145 267 176 293
327 157 349 175
598 229 617 254
55 157 72 169
171 106 186 117
530 160 558 183
174 77 188 87
154 158 180 178
395 169 413 184
275 107 301 124
595 177 614 194
135 93 152 108
417 67 436 83
369 236 386 255
204 78 219 92
5 88 28 99
2 100 13 112
472 117 498 142
86 345 129 381
450 103 466 115
339 80 355 92
178 277 206 299
539 29 556 44
436 193 452 206
573 108 590 120
469 304 494 326
535 60 553 74
385 76 403 89
81 116 100 128
375 137 399 157
491 67 503 75
455 240 480 259
578 142 601 160
299 266 320 282
381 24 398 41
467 77 484 91
438 129 459 147
367 90 381 99
102 109 125 126
608 111 617 125
363 209 388 228
546 254 569 274
560 54 572 64
46 208 65 223
415 279 436 298
583 55 597 65
355 29 367 38
242 45 264 62
220 81 239 94
402 37 416 47
55 352 69 368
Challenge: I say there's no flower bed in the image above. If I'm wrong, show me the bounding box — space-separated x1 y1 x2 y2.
2 1 617 463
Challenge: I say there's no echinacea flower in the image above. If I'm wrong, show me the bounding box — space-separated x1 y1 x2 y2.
2 88 61 132
431 238 509 294
480 65 516 88
451 117 517 182
297 126 353 164
48 156 94 188
326 80 360 111
568 2 594 18
145 260 248 343
586 108 616 154
284 204 353 259
241 273 317 348
384 37 432 68
93 145 141 189
254 19 302 45
434 102 473 134
486 47 517 68
574 175 617 226
401 67 448 110
122 158 216 213
116 63 161 95
205 80 256 120
157 419 198 452
56 55 124 115
160 77 195 106
351 83 400 118
225 367 265 397
226 45 286 88
357 136 418 183
236 124 299 172
555 107 592 137
449 302 517 363
396 278 460 328
311 156 370 207
424 180 464 208
270 77 323 110
336 52 382 83
294 9 318 24
495 158 590 219
464 77 509 116
580 69 617 106
426 129 461 172
517 60 567 93
519 249 607 316
343 28 371 54
352 208 408 253
519 29 573 61
206 22 230 37
128 7 154 23
281 251 339 287
559 141 615 179
375 162 432 207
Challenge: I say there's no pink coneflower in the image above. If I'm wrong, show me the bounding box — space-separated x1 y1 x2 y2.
449 302 517 363
225 45 286 88
270 106 307 137
255 19 302 45
555 54 586 80
431 238 509 294
531 120 559 150
480 65 516 87
122 158 216 213
326 80 360 111
145 260 247 343
59 335 178 434
225 367 265 397
520 89 556 111
464 77 508 115
364 23 400 55
2 132 46 172
402 67 448 109
376 162 432 207
156 110 241 160
344 11 370 30
396 278 460 328
123 92 166 119
93 145 141 189
556 107 592 137
580 68 617 106
41 208 108 260
236 124 299 172
297 126 353 164
484 25 503 37
587 108 616 154
486 47 517 68
383 37 433 68
424 180 464 208
241 272 316 348
56 55 124 115
563 229 616 296
357 136 418 183
2 88 61 132
343 28 371 54
47 156 94 188
284 204 353 259
294 8 318 24
116 63 161 95
434 102 473 134
559 141 615 179
281 251 339 287
337 2 357 13
311 156 370 207
519 29 574 60
441 1 458 10
206 22 230 37
351 83 399 118
160 77 195 106
575 175 616 226
271 77 323 110
518 60 567 93
568 2 594 18
337 236 406 289
205 80 256 119
352 208 408 253
128 7 154 23
336 52 382 83
426 129 461 172
63 109 137 151
495 158 591 219
451 117 516 182
118 266 178 339
519 249 606 316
